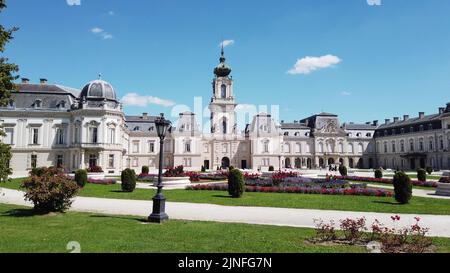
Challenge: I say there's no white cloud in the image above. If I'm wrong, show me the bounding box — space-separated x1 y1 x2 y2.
108 11 115 16
367 0 381 6
91 27 104 34
220 40 235 48
91 27 113 40
66 0 81 6
341 91 351 96
287 55 342 75
122 93 176 107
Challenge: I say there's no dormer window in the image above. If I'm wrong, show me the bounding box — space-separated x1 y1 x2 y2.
133 126 140 131
428 124 433 130
33 99 42 108
7 100 14 108
366 133 372 137
58 100 66 109
419 125 424 131
284 132 289 136
149 126 154 132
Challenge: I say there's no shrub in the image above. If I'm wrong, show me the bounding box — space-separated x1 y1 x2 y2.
393 172 412 204
30 167 47 177
268 166 275 172
201 165 206 172
340 217 367 243
228 169 245 198
141 166 149 175
164 165 185 177
121 168 136 192
229 166 234 171
425 167 433 175
87 166 103 173
21 168 79 213
74 169 88 188
375 169 383 179
417 169 426 182
339 165 348 176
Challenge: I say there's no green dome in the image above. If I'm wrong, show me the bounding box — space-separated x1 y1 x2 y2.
214 50 232 77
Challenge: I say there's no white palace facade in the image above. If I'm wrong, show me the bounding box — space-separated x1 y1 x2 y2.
2 51 450 177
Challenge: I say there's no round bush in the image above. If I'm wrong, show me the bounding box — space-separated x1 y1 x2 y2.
228 169 245 198
375 169 383 179
74 169 88 188
141 166 149 175
268 166 275 172
393 172 412 204
426 167 433 175
201 165 206 172
339 165 348 176
417 169 426 182
21 168 79 213
121 168 136 192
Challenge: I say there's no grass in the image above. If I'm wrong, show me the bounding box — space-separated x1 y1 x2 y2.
383 174 441 180
348 180 437 191
0 203 364 253
3 178 450 215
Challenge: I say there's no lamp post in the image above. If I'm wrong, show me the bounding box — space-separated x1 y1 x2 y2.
148 113 171 223
278 155 281 171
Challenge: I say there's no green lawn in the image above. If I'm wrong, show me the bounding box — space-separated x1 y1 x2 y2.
348 180 437 191
0 203 365 253
3 178 450 215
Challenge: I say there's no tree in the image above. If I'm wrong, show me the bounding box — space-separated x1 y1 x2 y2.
0 0 19 183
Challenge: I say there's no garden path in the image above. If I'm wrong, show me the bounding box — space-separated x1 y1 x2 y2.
1 187 450 238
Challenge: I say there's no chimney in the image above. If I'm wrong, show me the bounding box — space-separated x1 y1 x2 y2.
142 113 148 119
373 120 379 126
21 78 30 84
393 117 399 122
294 120 298 124
366 122 371 125
419 112 425 119
385 119 390 125
439 107 445 114
40 78 47 85
403 115 409 121
281 120 284 124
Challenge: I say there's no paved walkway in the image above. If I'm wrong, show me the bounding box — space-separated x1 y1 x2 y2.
349 182 450 200
1 187 450 238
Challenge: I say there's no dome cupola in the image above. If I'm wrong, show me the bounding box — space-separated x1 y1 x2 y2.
214 47 232 77
79 77 117 101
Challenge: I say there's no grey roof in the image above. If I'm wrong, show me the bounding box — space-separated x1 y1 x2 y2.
125 115 158 123
5 83 78 110
377 114 442 130
316 112 338 117
344 123 378 130
281 123 310 130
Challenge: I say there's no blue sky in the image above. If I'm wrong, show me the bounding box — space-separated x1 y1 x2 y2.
2 0 450 126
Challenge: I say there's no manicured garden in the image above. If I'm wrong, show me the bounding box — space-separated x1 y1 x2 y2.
0 203 366 253
2 177 450 215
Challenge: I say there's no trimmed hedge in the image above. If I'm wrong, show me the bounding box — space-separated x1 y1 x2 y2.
74 169 88 188
141 166 149 175
393 172 412 204
339 165 348 176
417 169 427 182
228 169 245 198
426 167 433 175
121 168 136 192
375 169 383 179
268 166 275 172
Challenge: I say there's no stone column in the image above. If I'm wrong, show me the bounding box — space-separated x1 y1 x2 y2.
80 151 85 169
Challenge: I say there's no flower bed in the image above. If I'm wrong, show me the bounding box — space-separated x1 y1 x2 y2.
336 176 438 188
245 177 366 189
87 178 117 185
186 183 392 197
198 172 228 181
185 171 200 182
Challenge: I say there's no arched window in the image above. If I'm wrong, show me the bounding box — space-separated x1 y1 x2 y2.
318 143 324 153
222 119 227 134
221 84 227 98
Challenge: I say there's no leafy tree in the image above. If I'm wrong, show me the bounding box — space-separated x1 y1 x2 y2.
0 0 19 183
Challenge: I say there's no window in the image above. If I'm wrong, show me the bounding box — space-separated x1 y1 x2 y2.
221 84 226 98
223 144 228 153
440 137 444 150
222 120 227 134
4 128 13 145
261 158 270 167
74 127 80 144
338 143 344 153
56 155 63 168
183 158 192 167
148 141 155 153
133 141 140 153
318 143 324 153
392 141 396 153
133 126 140 131
429 139 434 151
56 128 64 145
31 154 37 168
89 127 98 143
185 141 191 153
419 139 424 151
34 99 42 108
400 140 405 152
295 143 301 153
348 143 354 154
89 154 97 167
358 143 364 154
108 128 115 144
366 133 372 137
384 142 388 153
32 128 39 145
132 157 138 167
72 154 77 169
263 141 269 153
410 139 414 152
108 155 114 168
204 144 209 153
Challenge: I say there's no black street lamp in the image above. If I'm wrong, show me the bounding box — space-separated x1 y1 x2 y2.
278 155 281 171
148 113 171 223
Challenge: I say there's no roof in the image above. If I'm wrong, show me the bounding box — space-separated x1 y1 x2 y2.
125 115 159 123
281 123 310 130
344 123 378 130
316 112 338 117
376 114 442 130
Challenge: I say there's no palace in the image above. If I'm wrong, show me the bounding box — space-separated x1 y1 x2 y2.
2 50 450 177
